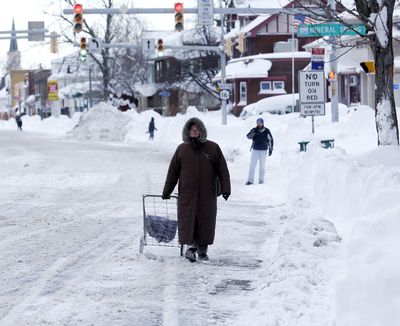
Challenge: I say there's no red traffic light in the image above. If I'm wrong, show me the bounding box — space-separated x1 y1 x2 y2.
80 37 87 49
74 4 83 14
174 2 183 12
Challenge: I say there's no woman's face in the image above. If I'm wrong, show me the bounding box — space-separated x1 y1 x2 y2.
189 124 200 138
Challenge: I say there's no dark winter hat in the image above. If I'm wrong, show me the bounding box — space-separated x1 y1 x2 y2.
256 118 264 124
182 117 208 143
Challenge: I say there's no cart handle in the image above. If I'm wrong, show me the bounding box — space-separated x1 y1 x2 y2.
142 194 178 199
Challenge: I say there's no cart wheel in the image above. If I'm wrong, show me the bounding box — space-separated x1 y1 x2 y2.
139 236 144 254
180 244 185 257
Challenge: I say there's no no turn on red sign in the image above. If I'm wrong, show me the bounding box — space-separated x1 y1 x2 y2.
299 71 326 116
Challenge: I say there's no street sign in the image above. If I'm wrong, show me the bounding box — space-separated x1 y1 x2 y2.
142 38 155 56
299 71 325 116
159 90 171 97
88 38 102 52
311 48 324 60
300 103 325 115
311 61 324 70
311 48 324 71
219 89 230 100
297 23 366 37
197 0 214 26
28 21 45 41
48 80 59 101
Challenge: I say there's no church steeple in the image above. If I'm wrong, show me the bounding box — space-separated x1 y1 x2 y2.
6 18 21 73
9 19 18 52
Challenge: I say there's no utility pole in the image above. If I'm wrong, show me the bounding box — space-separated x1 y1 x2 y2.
219 0 227 125
89 66 93 109
329 0 339 122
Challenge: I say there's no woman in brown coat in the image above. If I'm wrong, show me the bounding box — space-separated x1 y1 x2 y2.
162 117 231 262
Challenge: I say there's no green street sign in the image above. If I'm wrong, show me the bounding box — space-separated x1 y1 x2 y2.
297 23 366 37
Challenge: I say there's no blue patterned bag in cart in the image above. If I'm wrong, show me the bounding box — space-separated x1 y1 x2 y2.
145 215 177 243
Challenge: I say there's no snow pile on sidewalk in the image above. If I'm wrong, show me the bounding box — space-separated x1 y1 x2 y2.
67 103 131 141
0 114 80 136
281 145 400 326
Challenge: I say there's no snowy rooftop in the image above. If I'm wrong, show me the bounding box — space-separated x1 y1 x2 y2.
213 58 271 81
229 52 311 63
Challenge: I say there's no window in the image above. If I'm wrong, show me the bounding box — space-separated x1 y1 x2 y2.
239 81 247 104
349 75 358 86
260 81 271 92
273 81 285 90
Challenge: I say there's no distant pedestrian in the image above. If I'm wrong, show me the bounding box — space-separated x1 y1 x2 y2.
162 117 231 262
246 118 273 185
16 115 23 131
148 117 157 140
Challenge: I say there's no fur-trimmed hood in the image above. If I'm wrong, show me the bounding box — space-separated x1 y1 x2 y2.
182 117 207 143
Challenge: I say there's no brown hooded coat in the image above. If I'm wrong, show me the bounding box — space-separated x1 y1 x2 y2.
162 117 231 245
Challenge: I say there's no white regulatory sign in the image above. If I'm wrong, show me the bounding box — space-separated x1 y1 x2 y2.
142 38 155 56
197 0 214 26
219 89 230 100
299 71 326 116
88 38 102 52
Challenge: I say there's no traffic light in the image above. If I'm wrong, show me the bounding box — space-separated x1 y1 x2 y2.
156 39 164 56
236 32 245 54
80 37 87 61
174 2 184 32
328 70 336 81
224 38 233 58
360 61 375 74
73 4 83 33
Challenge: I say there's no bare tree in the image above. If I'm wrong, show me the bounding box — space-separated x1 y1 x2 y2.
298 0 399 146
53 0 146 100
171 26 221 98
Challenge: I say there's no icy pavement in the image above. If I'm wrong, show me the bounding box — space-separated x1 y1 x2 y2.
0 130 340 325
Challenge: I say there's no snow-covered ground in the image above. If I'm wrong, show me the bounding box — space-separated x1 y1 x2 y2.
0 103 399 325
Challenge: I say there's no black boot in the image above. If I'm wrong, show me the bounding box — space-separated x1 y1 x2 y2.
185 247 197 262
198 253 209 261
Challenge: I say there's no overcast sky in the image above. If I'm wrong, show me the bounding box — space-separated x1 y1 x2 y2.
0 0 199 71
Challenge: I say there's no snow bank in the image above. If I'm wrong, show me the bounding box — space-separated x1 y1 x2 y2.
67 102 131 141
0 114 80 136
280 142 400 326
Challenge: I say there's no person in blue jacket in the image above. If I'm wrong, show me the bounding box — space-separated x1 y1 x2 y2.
246 118 274 185
148 117 157 140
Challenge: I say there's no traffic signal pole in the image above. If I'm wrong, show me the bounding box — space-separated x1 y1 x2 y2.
63 7 324 15
329 0 339 122
219 0 227 125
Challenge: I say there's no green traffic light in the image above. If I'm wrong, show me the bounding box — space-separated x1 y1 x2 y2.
80 49 87 62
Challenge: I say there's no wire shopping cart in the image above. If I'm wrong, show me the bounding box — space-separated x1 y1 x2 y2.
139 195 184 256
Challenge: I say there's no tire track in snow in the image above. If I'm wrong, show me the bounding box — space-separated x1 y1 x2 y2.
0 222 132 324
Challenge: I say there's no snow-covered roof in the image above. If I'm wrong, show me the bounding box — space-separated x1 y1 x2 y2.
229 52 311 64
241 16 270 34
213 58 271 81
135 83 158 97
59 81 102 99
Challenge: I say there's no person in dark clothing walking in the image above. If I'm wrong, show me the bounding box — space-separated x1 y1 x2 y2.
148 117 157 140
162 117 231 262
16 115 23 131
246 117 273 185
